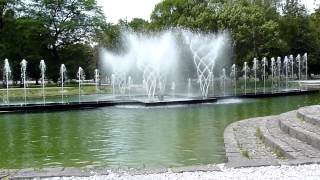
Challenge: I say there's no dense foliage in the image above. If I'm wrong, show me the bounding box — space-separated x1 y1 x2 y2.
0 0 319 83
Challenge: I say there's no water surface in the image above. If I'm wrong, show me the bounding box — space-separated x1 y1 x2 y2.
0 93 320 169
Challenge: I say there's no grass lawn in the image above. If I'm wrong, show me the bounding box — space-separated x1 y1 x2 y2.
0 85 111 99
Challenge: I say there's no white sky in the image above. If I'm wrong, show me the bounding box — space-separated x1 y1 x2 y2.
96 0 319 24
96 0 162 24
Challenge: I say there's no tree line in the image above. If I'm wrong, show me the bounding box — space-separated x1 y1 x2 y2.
0 0 320 84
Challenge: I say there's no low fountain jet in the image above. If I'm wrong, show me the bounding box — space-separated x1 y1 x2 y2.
20 59 27 105
94 69 100 101
230 64 237 95
3 59 11 105
77 67 85 103
60 64 67 103
39 60 46 105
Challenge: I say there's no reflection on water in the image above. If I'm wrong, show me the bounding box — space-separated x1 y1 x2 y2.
215 98 246 104
0 93 320 169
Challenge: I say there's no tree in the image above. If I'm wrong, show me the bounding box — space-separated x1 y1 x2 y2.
96 23 123 52
150 0 219 32
60 44 96 79
27 0 105 80
218 1 286 63
1 16 49 83
0 0 19 30
279 0 319 75
309 5 320 74
128 18 149 32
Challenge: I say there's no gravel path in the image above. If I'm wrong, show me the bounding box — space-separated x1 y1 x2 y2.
38 164 320 180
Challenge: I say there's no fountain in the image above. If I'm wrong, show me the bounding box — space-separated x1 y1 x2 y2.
187 78 192 97
289 55 294 79
303 53 308 80
221 68 226 96
209 72 214 96
184 31 229 98
171 81 176 97
0 52 312 112
284 56 289 89
253 58 258 94
230 64 236 95
98 30 231 100
243 62 248 95
277 57 282 91
296 54 301 80
77 67 85 103
39 60 46 105
111 74 115 97
0 28 314 116
127 76 132 97
262 57 267 93
115 72 128 95
3 59 11 105
60 64 67 103
100 31 179 101
271 57 275 93
141 65 166 100
94 69 100 100
20 59 27 105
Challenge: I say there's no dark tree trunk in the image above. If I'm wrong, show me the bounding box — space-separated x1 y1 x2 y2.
52 45 60 63
51 45 61 82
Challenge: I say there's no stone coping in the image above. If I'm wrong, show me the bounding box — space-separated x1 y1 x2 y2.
0 164 222 179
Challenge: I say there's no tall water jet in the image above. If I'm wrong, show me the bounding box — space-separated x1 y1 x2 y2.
77 67 85 103
243 62 248 95
3 59 11 105
94 69 100 100
60 64 67 103
187 78 192 97
303 53 308 80
100 31 179 101
284 56 289 89
230 64 236 95
20 59 27 105
171 81 176 97
111 74 115 97
253 58 258 94
262 57 267 93
39 60 46 105
183 31 229 98
289 55 294 79
127 76 132 97
221 68 226 96
271 57 275 93
209 72 214 96
296 54 301 80
115 72 128 95
277 57 282 91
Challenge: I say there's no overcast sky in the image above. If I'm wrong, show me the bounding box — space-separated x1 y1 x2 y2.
96 0 319 24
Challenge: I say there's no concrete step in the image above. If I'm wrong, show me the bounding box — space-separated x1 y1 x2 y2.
260 117 320 160
279 111 320 151
297 105 320 127
224 117 280 167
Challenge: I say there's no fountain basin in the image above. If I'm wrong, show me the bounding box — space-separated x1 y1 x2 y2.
0 89 317 113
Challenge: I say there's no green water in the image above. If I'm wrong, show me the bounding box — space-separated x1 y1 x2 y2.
0 93 320 169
